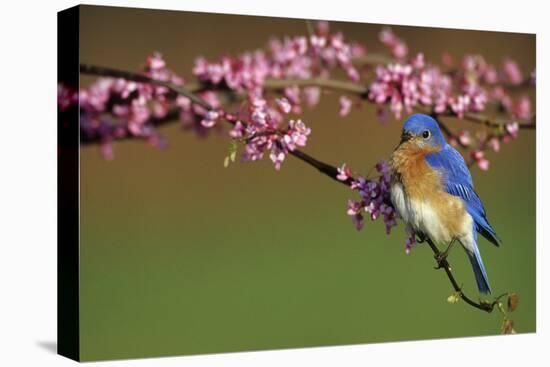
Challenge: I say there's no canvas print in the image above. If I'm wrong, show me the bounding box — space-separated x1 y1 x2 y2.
57 5 536 362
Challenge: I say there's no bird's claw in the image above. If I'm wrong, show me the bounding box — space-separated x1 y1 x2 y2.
434 251 449 269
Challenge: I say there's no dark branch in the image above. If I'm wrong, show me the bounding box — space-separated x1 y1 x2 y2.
288 149 354 186
80 64 212 110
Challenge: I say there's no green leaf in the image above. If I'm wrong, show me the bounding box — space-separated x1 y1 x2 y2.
223 156 230 168
226 140 238 164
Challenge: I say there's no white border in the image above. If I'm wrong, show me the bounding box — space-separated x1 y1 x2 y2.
0 0 547 366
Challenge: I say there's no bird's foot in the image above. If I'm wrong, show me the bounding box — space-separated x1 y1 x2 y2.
434 251 450 269
434 239 456 269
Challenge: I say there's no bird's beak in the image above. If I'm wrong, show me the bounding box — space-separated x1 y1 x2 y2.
399 130 413 145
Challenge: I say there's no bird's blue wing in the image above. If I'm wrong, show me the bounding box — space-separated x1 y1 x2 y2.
426 145 500 247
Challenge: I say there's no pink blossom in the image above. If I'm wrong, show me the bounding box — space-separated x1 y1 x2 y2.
450 95 470 118
303 87 321 107
505 122 519 139
483 65 498 84
200 110 220 128
269 144 286 170
404 227 417 254
343 160 396 234
347 200 364 231
471 150 490 171
379 27 408 59
339 96 353 116
284 86 301 106
337 163 353 181
229 121 245 138
411 53 425 69
503 58 523 85
283 119 311 151
514 96 531 120
316 20 330 36
276 98 292 114
146 52 166 70
488 137 501 152
65 23 533 185
100 140 114 160
458 130 471 146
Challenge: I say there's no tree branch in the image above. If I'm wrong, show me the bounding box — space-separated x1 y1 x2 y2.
80 64 212 110
264 77 369 95
81 64 536 130
78 63 506 313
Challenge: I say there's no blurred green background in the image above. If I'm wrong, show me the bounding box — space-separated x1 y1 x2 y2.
78 5 536 361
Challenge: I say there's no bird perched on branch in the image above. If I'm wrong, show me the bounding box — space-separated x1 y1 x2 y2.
390 114 500 294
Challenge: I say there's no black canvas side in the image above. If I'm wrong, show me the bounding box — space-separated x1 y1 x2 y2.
57 5 80 362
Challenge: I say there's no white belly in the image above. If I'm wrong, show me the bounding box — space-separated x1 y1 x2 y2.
390 181 473 247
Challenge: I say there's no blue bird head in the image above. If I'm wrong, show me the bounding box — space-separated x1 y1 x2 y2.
399 114 446 148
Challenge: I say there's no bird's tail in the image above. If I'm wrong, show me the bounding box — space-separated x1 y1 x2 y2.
467 245 491 294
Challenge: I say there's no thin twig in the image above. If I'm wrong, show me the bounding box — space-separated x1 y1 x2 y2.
424 237 496 312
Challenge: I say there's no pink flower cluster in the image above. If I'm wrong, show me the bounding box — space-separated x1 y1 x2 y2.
76 53 204 158
379 27 408 59
368 43 534 121
57 22 536 248
368 52 491 119
230 93 311 170
339 161 397 234
467 122 520 171
192 21 363 99
494 89 533 121
58 83 78 112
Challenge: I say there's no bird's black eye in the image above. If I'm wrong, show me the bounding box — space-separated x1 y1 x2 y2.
422 130 431 139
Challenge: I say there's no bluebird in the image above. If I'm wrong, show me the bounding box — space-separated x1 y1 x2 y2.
390 114 500 294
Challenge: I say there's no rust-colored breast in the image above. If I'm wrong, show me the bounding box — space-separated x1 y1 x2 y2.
390 141 443 200
390 141 468 238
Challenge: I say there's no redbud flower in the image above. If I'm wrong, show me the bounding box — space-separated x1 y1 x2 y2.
229 121 245 138
276 98 292 114
343 161 396 234
283 119 311 151
337 163 353 181
200 110 220 128
404 226 417 254
503 58 523 85
458 130 471 146
379 27 408 59
471 150 490 171
514 96 531 120
269 144 286 171
339 95 353 117
505 122 519 140
303 87 321 107
347 200 365 231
